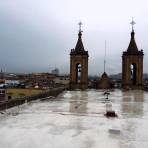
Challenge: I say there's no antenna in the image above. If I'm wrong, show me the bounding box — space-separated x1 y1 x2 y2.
104 40 107 73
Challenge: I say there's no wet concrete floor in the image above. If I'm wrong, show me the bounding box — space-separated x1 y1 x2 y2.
0 89 148 148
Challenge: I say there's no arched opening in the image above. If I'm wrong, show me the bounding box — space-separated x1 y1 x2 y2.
76 63 81 84
131 63 136 85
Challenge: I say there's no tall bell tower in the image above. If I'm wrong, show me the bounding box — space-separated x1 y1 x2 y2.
122 19 144 89
70 22 89 90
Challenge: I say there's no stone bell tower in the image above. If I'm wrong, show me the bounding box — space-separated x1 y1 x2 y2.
122 19 144 89
70 22 89 90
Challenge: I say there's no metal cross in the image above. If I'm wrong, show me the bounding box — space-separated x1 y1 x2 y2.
130 17 136 31
78 21 82 32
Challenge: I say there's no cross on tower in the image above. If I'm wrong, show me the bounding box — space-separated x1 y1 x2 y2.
78 21 82 32
130 17 136 32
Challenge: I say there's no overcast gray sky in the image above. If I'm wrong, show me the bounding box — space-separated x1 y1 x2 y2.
0 0 148 75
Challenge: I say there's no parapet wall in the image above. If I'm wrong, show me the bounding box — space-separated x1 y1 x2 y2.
0 87 66 111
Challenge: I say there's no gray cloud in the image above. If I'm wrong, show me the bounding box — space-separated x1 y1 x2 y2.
0 0 148 75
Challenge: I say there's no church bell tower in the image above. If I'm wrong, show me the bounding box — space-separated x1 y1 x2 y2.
122 19 144 89
70 22 89 90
